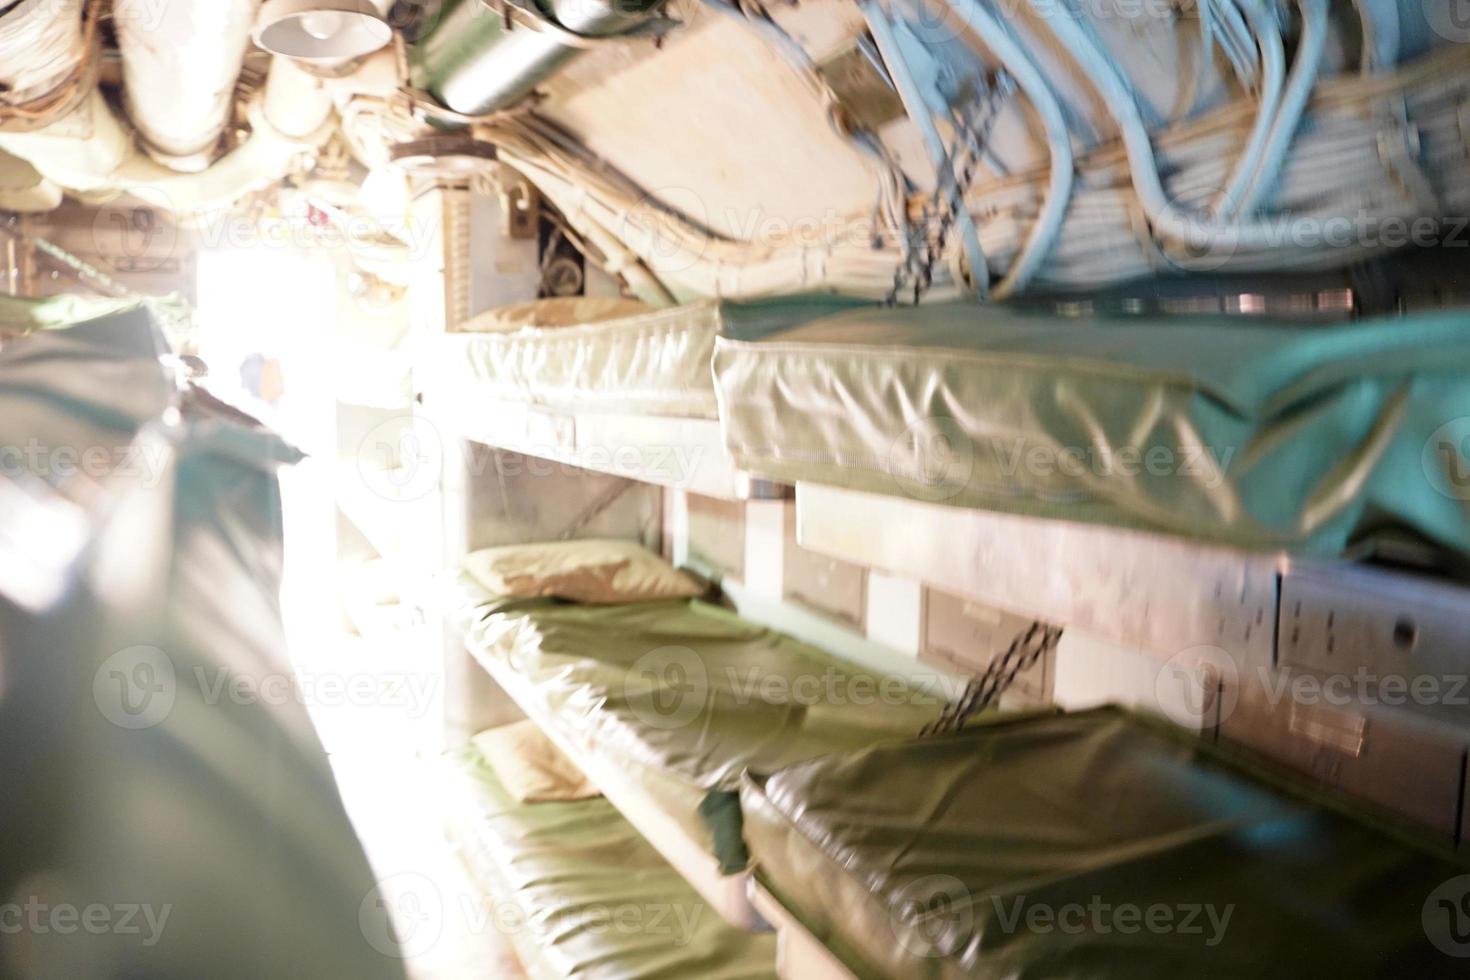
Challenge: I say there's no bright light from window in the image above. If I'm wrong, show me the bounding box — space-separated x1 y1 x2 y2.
197 246 339 681
196 247 338 455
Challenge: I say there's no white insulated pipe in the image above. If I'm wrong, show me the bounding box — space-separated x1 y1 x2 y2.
0 56 335 214
0 0 86 107
113 0 262 171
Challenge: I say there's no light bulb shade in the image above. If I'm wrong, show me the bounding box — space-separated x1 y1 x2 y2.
253 0 393 62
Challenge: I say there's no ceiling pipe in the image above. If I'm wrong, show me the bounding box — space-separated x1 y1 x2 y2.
411 0 667 118
0 0 87 110
0 56 336 215
113 0 263 172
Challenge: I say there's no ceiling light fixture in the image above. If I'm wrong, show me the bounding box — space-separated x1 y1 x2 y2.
252 0 393 63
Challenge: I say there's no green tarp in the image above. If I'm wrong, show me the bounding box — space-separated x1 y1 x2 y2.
741 706 1470 979
1 302 402 977
0 293 147 332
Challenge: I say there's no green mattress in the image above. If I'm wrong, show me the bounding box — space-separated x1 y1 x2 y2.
452 574 942 872
741 706 1470 979
713 303 1470 559
444 744 777 979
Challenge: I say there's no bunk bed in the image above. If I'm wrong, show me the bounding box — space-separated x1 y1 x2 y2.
740 706 1470 980
711 300 1470 766
443 740 777 979
433 295 866 498
433 297 1470 976
445 567 942 927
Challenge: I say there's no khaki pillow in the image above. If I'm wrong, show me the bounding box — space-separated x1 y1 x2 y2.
472 721 600 803
462 539 703 604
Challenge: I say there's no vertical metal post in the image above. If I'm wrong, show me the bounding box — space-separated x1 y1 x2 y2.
5 235 17 296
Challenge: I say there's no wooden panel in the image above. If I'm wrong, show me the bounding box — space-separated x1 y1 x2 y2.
782 504 866 628
1221 678 1466 841
922 588 1052 704
686 493 746 580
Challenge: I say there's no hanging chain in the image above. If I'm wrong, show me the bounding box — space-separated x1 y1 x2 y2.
886 72 1011 307
922 620 1063 737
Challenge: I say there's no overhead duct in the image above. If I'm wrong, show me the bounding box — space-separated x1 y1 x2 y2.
114 0 262 172
0 0 90 124
0 0 86 104
410 0 667 117
0 56 335 214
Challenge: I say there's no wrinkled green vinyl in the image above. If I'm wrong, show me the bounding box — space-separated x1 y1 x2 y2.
453 576 942 872
741 706 1470 979
444 744 776 979
448 294 871 419
714 303 1470 560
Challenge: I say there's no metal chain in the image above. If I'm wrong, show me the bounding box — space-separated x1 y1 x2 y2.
0 222 131 299
886 72 1010 306
922 620 1064 737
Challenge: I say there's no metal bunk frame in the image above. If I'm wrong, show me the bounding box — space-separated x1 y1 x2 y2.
796 482 1470 843
450 618 766 930
453 396 762 500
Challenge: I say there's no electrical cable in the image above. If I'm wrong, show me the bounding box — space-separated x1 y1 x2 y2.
942 0 1073 298
471 20 1470 301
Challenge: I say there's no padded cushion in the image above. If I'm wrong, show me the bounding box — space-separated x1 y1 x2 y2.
472 721 600 803
441 295 869 418
444 743 777 979
741 707 1470 979
713 303 1470 558
450 573 942 872
462 539 703 604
